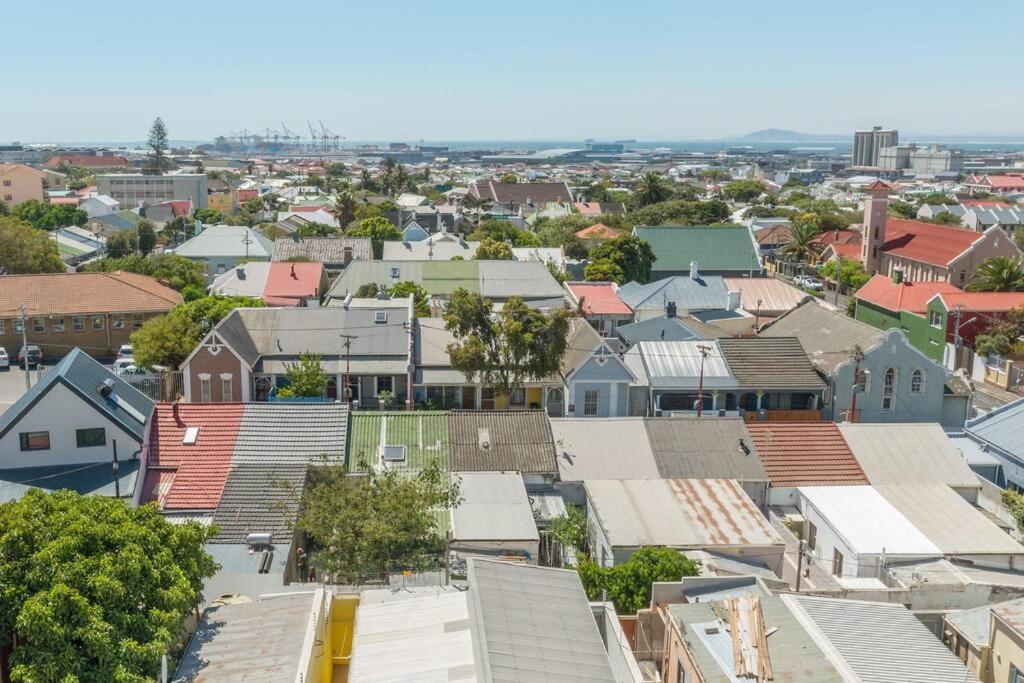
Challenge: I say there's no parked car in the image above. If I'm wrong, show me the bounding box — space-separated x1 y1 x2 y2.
794 275 823 291
112 357 136 373
18 345 43 368
116 345 134 360
0 347 9 369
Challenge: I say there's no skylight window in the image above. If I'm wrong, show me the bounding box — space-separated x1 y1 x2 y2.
183 427 200 445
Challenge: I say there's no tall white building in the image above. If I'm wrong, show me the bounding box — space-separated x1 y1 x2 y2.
852 126 898 167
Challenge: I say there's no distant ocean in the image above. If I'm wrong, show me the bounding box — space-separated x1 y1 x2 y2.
49 139 1024 154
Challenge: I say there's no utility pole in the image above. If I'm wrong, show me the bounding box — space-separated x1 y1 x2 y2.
444 530 452 586
112 439 121 499
19 304 30 390
241 230 252 261
795 538 805 592
848 345 865 423
695 344 713 417
339 334 357 404
833 229 842 307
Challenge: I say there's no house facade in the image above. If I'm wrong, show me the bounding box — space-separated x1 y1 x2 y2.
174 225 275 284
0 163 46 205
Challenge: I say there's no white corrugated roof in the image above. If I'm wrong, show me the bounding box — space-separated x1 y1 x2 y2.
838 423 981 490
550 418 660 482
629 340 738 389
797 485 941 557
451 473 539 542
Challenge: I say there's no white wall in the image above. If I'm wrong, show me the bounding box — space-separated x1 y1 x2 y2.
0 382 143 469
798 495 874 578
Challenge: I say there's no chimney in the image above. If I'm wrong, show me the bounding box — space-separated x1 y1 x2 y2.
377 284 388 299
343 245 353 266
290 264 297 279
666 301 677 318
690 261 699 279
236 266 246 279
892 268 904 285
726 290 741 311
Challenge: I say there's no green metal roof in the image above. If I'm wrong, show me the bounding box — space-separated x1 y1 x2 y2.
347 411 450 472
421 260 480 294
634 225 760 273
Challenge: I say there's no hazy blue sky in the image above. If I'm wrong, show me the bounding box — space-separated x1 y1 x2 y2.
5 1 1023 142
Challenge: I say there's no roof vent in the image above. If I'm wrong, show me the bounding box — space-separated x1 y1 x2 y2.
97 378 115 397
183 426 199 445
383 445 407 462
478 427 491 450
689 261 699 279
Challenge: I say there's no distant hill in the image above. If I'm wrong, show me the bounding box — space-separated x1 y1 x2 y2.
740 129 844 142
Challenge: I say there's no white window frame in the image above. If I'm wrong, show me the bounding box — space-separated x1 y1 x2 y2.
509 387 526 407
855 369 870 394
375 376 393 397
32 318 44 333
929 310 943 328
583 389 600 416
199 373 212 402
221 373 233 402
910 368 925 394
112 315 125 330
92 315 104 331
882 367 897 412
52 317 64 333
72 316 84 331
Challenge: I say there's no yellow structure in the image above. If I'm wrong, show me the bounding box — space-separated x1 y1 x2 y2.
989 600 1024 683
311 592 359 683
207 190 235 214
0 163 46 205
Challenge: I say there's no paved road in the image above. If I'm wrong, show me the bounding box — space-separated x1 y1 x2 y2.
773 273 851 312
0 361 59 412
972 381 1020 418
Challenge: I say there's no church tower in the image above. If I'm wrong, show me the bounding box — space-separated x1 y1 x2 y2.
861 180 890 274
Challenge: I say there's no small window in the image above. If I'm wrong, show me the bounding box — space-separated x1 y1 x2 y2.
390 267 400 278
92 315 105 330
75 427 106 448
2 179 10 187
112 316 125 330
910 369 924 394
221 376 233 402
929 310 943 328
52 317 65 333
583 389 599 416
132 314 144 330
32 318 44 333
509 387 526 407
13 318 23 333
855 369 870 393
183 426 200 444
19 431 50 451
807 522 817 550
831 548 844 576
374 311 388 324
882 367 897 411
376 376 393 395
200 377 212 402
73 316 84 331
481 387 496 410
0 319 4 335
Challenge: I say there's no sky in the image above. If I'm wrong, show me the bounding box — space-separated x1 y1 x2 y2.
5 1 1024 143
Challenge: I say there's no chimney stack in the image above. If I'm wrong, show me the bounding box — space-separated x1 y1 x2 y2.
666 301 677 318
726 290 741 311
892 268 904 285
343 245 353 266
690 261 699 279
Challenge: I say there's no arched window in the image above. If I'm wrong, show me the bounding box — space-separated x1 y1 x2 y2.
855 369 871 393
882 367 897 412
910 369 924 394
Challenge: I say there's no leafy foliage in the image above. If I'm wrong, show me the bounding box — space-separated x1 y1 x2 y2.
144 116 171 175
589 235 655 284
631 172 672 207
136 220 156 255
925 211 962 226
967 256 1024 292
467 219 540 246
0 217 65 273
577 547 698 614
299 463 460 582
82 254 205 291
778 218 822 263
1003 489 1024 536
277 352 329 397
388 281 431 316
355 282 381 298
444 289 570 402
722 179 766 203
623 199 730 229
475 237 515 260
547 505 587 553
347 216 402 259
193 208 225 224
10 199 87 229
584 259 625 283
0 490 218 682
818 258 870 291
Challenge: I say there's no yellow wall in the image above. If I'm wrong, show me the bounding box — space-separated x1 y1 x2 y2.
319 593 359 683
493 386 545 410
989 619 1024 683
207 192 233 213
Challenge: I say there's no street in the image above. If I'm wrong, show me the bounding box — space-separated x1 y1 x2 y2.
0 362 51 413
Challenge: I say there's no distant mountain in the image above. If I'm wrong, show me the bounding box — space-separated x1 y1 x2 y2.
739 129 844 142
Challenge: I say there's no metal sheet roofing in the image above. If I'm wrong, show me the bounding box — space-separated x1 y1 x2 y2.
452 472 540 542
565 281 632 316
634 225 761 274
966 396 1024 459
722 277 806 315
759 300 883 375
797 485 940 556
467 559 616 683
645 418 767 481
628 340 738 389
746 422 867 488
0 459 138 504
347 411 448 472
585 479 782 549
448 411 557 474
838 423 981 490
550 418 661 482
175 225 274 259
615 315 703 345
875 484 1024 555
786 595 978 683
349 588 476 683
617 275 731 311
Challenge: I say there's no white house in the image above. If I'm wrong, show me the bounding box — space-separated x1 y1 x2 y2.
80 194 120 218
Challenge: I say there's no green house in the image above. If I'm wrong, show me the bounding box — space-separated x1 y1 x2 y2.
633 225 762 279
852 275 960 362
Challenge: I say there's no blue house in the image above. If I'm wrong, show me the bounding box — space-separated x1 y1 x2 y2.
559 319 635 417
964 397 1024 489
401 220 430 242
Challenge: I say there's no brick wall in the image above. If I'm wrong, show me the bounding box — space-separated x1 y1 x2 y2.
0 311 166 359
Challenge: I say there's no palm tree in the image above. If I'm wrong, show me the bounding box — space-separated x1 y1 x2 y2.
334 191 358 228
967 256 1024 292
632 172 671 207
779 220 822 264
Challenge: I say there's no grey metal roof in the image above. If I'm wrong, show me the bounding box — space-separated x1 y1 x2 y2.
202 542 287 576
272 235 372 263
0 459 139 503
759 300 883 375
625 340 738 390
944 603 994 649
209 462 308 544
231 403 348 465
550 418 661 482
966 396 1024 460
452 472 540 542
839 423 981 490
175 225 274 259
467 559 617 682
0 347 154 442
477 260 567 299
645 418 767 481
786 594 978 683
615 315 703 345
382 239 478 260
448 411 557 474
172 592 316 682
948 434 1002 467
669 597 845 683
617 275 730 311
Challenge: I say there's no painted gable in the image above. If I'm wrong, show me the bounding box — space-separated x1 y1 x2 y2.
402 222 430 242
572 350 633 382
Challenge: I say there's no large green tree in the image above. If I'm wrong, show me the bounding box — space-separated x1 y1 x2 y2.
0 217 65 274
82 254 205 291
474 237 514 260
589 235 655 284
467 219 541 246
722 179 766 203
11 200 87 229
277 352 329 397
334 191 358 227
136 220 156 255
968 256 1024 292
299 463 461 582
577 546 698 614
388 281 431 317
0 490 218 682
631 172 672 208
624 199 730 229
144 117 170 175
444 289 570 404
347 216 402 259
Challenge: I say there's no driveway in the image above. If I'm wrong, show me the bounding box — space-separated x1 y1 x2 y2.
0 361 54 412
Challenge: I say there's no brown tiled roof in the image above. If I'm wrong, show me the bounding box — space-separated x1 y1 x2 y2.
718 337 825 391
448 410 557 473
468 181 574 205
746 422 867 488
0 271 182 317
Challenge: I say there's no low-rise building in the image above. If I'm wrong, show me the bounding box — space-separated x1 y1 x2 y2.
271 235 370 280
96 172 209 209
0 163 46 205
450 471 540 564
633 225 763 278
209 261 329 306
174 224 275 284
564 281 633 338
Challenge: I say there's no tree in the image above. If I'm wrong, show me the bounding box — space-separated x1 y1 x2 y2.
136 219 156 255
547 505 587 554
334 191 358 227
623 199 730 229
468 219 541 246
632 172 672 208
967 256 1024 292
778 218 822 263
584 259 625 283
818 258 870 291
546 260 569 284
916 192 956 207
82 254 205 291
1003 489 1024 536
347 216 402 259
299 463 460 582
144 116 170 175
388 281 431 317
500 173 518 184
355 282 381 298
0 217 65 274
589 235 655 283
475 237 515 260
722 179 765 203
277 352 328 397
926 211 962 226
444 290 571 405
0 490 218 681
10 200 86 229
889 200 917 218
193 208 225 224
106 229 138 258
577 547 698 614
297 221 338 237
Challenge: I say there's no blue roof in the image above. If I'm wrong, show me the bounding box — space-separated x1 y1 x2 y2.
616 316 703 345
617 275 730 311
966 396 1024 460
0 348 155 443
0 459 139 503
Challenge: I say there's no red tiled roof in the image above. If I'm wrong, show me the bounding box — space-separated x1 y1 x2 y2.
854 274 960 313
0 271 182 317
44 155 129 169
864 180 892 191
811 229 861 247
746 422 867 488
237 189 258 202
139 469 176 506
48 196 81 205
263 262 325 306
933 291 1024 313
880 218 985 267
165 200 192 218
575 202 603 216
754 225 791 245
288 205 329 213
149 403 244 510
961 199 1010 209
980 175 1024 190
575 223 622 240
566 282 632 315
